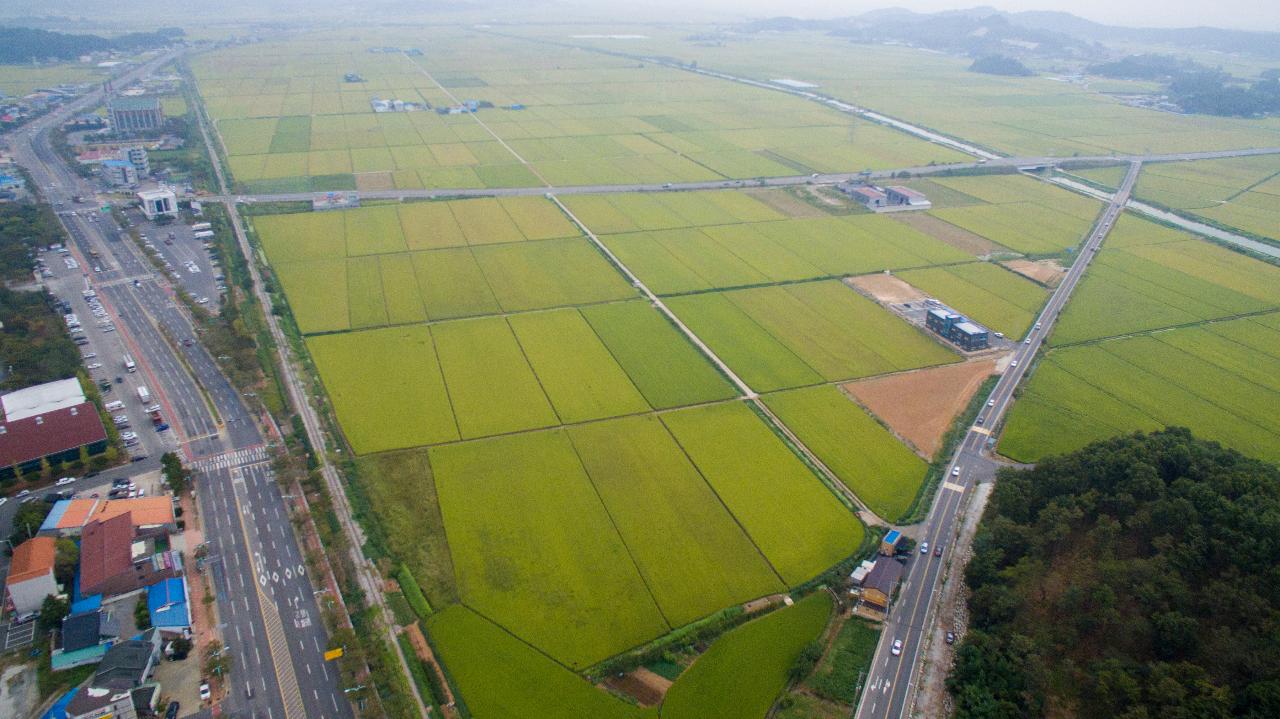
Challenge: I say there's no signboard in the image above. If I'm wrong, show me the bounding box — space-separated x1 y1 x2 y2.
324 647 344 661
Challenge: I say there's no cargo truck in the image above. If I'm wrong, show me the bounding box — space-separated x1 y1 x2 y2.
137 386 151 404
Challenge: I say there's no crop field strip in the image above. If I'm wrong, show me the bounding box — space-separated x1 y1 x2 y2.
192 29 968 192
1120 155 1280 244
428 404 860 669
1050 215 1280 346
1000 312 1280 465
529 27 1280 157
897 262 1049 338
924 174 1105 256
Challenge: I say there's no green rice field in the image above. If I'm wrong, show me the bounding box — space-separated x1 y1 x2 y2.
1051 216 1280 345
1000 313 1280 465
1122 156 1280 244
667 280 959 392
898 262 1049 338
927 175 1103 256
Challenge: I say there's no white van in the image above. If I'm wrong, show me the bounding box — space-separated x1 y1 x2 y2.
105 400 125 412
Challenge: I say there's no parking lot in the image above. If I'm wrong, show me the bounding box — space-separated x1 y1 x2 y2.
0 619 37 652
121 208 226 311
36 233 180 463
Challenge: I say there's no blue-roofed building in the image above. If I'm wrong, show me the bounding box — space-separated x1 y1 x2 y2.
146 577 190 633
41 687 78 719
0 173 23 190
102 158 138 187
880 529 903 555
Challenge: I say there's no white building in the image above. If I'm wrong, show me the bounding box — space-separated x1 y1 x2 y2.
1 377 86 421
136 188 177 220
126 147 149 176
4 537 57 616
102 160 139 187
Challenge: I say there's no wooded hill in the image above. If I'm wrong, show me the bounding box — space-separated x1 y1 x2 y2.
950 428 1280 718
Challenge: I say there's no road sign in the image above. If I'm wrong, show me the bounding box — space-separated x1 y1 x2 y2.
324 647 344 661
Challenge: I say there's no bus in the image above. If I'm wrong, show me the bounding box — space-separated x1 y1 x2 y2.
193 230 215 240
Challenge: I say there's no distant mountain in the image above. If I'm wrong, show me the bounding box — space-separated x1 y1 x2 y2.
738 8 1280 62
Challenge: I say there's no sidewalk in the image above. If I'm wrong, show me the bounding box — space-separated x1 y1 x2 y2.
180 490 224 707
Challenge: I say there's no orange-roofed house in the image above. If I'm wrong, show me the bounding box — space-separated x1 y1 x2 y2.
5 536 58 615
40 497 176 538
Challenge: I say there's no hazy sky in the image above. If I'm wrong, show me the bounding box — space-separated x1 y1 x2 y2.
632 0 1280 31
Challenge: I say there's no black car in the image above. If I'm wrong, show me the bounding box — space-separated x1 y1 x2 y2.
165 701 180 719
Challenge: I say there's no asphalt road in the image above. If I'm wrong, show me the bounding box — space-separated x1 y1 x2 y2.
6 57 352 719
195 145 1280 207
854 161 1142 719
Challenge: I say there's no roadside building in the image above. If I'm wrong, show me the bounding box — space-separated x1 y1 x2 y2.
107 96 164 133
4 536 58 616
885 185 932 209
125 147 149 176
844 185 887 209
880 529 903 556
925 308 963 336
41 496 177 537
102 159 138 187
146 577 191 635
0 379 108 480
136 187 176 220
950 321 990 351
78 513 182 598
858 555 905 619
64 629 162 719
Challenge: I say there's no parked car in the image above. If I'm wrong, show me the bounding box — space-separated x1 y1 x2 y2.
199 682 211 701
55 477 76 486
165 702 180 719
945 631 956 645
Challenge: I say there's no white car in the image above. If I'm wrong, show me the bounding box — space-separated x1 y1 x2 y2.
87 363 102 369
199 682 211 701
891 639 903 656
1010 360 1019 368
1024 338 1032 345
0 497 7 507
987 399 995 407
120 431 138 441
196 297 209 304
56 477 77 486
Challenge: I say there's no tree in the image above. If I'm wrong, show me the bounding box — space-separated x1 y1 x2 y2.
170 635 193 660
160 452 191 495
39 594 69 631
134 599 151 630
204 640 232 678
10 501 53 546
53 537 79 586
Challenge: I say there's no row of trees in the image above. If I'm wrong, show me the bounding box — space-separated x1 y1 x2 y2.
949 428 1280 718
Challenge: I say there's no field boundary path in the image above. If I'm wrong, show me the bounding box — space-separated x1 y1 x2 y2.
189 63 435 718
551 195 889 527
854 160 1143 719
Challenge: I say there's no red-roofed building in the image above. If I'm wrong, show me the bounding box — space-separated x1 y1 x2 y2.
0 401 108 479
4 536 58 615
78 514 180 598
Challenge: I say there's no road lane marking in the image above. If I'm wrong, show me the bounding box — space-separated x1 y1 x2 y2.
942 482 966 493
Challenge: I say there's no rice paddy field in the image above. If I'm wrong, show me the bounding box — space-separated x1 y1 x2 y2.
1001 212 1280 465
191 29 966 192
223 27 1280 715
518 27 1280 157
1049 215 1280 345
0 63 105 96
1127 156 1280 244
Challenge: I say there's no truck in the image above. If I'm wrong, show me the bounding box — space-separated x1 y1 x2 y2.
123 354 136 373
191 222 212 232
136 386 151 404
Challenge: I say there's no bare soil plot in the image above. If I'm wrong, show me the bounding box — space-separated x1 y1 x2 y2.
355 171 395 191
602 668 672 707
892 213 1000 256
743 187 829 218
1002 258 1065 287
844 359 996 458
846 273 929 304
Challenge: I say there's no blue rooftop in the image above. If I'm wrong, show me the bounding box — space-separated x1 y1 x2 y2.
883 529 902 545
102 159 133 168
147 577 190 629
39 499 73 532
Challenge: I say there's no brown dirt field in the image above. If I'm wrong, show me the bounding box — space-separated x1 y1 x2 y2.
892 213 1000 256
743 187 829 218
1002 258 1065 287
355 171 395 191
847 273 929 304
603 668 672 707
844 359 997 459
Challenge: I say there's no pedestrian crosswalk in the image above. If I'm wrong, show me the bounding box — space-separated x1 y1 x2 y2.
192 444 269 472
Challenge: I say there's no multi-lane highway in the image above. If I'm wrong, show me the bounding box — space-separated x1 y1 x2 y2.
854 161 1142 719
6 56 352 719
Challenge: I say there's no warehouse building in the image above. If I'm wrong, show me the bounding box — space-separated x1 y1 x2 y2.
885 185 932 209
108 95 164 133
0 378 108 479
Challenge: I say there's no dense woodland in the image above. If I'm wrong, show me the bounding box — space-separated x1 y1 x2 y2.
969 55 1033 77
0 26 182 64
950 428 1280 718
0 286 81 390
0 201 62 282
1089 55 1280 117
